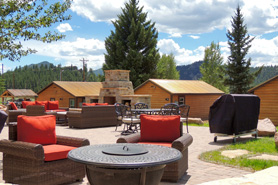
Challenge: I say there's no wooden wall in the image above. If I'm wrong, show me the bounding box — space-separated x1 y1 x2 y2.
253 77 278 125
135 81 171 108
37 83 75 108
135 81 222 120
186 94 221 120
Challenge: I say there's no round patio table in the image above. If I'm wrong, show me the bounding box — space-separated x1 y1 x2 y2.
68 143 182 185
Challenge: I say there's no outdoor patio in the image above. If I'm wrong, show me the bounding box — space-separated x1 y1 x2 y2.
0 124 258 185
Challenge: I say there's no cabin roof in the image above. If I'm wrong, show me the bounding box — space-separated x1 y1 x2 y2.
135 79 224 94
38 81 103 97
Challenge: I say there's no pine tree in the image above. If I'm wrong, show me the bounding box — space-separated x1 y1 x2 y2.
200 42 228 93
103 0 159 87
224 6 260 94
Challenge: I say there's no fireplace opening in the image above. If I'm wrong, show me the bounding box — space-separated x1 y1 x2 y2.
90 99 99 103
104 97 116 105
122 100 131 106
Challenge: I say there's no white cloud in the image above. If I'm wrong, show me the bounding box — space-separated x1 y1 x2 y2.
241 0 278 35
71 0 126 22
170 33 182 38
157 39 204 66
56 23 73 33
23 38 106 70
70 0 277 36
189 35 200 39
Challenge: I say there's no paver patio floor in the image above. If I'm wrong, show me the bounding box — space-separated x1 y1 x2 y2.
0 124 253 185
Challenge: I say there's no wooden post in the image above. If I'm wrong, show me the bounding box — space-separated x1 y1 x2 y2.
80 58 88 82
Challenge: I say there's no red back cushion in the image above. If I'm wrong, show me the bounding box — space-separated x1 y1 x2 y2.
95 103 108 106
17 115 57 144
82 103 96 106
9 102 18 110
139 115 181 142
22 101 36 108
36 101 49 111
48 101 59 110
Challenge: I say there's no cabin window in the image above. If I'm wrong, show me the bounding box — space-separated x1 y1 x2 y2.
69 98 75 108
179 96 185 105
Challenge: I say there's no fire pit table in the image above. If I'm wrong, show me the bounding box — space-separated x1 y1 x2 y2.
68 143 182 185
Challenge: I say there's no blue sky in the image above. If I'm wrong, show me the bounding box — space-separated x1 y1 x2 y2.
2 0 278 72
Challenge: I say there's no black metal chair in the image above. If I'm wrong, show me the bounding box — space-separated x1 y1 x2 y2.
114 103 124 131
120 105 140 135
160 103 180 115
134 103 148 109
134 102 149 116
179 104 190 133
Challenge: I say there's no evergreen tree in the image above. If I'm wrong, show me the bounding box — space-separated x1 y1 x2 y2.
200 42 228 93
157 54 180 80
224 6 260 93
103 0 159 87
0 76 5 94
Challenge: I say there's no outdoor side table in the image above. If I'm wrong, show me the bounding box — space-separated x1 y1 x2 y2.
56 111 68 125
68 143 182 185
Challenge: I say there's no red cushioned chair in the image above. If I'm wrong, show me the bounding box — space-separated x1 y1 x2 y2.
0 115 89 185
117 114 193 182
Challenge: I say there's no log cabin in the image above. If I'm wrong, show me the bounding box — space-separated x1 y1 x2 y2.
248 75 278 125
134 79 224 120
37 81 102 108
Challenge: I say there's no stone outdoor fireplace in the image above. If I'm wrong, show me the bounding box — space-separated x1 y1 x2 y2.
87 70 151 107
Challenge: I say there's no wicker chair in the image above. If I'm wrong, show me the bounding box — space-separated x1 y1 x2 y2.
6 104 26 124
25 105 46 116
67 105 117 128
0 116 90 185
117 115 193 182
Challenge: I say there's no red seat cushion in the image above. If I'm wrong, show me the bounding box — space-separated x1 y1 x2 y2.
21 101 36 108
138 142 172 148
48 101 59 110
36 101 49 111
95 103 108 105
17 115 57 145
9 102 18 110
82 103 96 106
43 144 76 161
139 115 181 142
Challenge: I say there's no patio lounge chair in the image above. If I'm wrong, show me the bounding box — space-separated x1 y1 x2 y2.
0 115 90 185
117 114 193 182
6 104 26 124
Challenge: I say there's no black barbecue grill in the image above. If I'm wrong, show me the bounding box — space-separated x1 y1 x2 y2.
209 94 260 143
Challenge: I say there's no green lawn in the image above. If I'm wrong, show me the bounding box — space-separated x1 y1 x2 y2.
200 137 278 171
186 122 278 171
